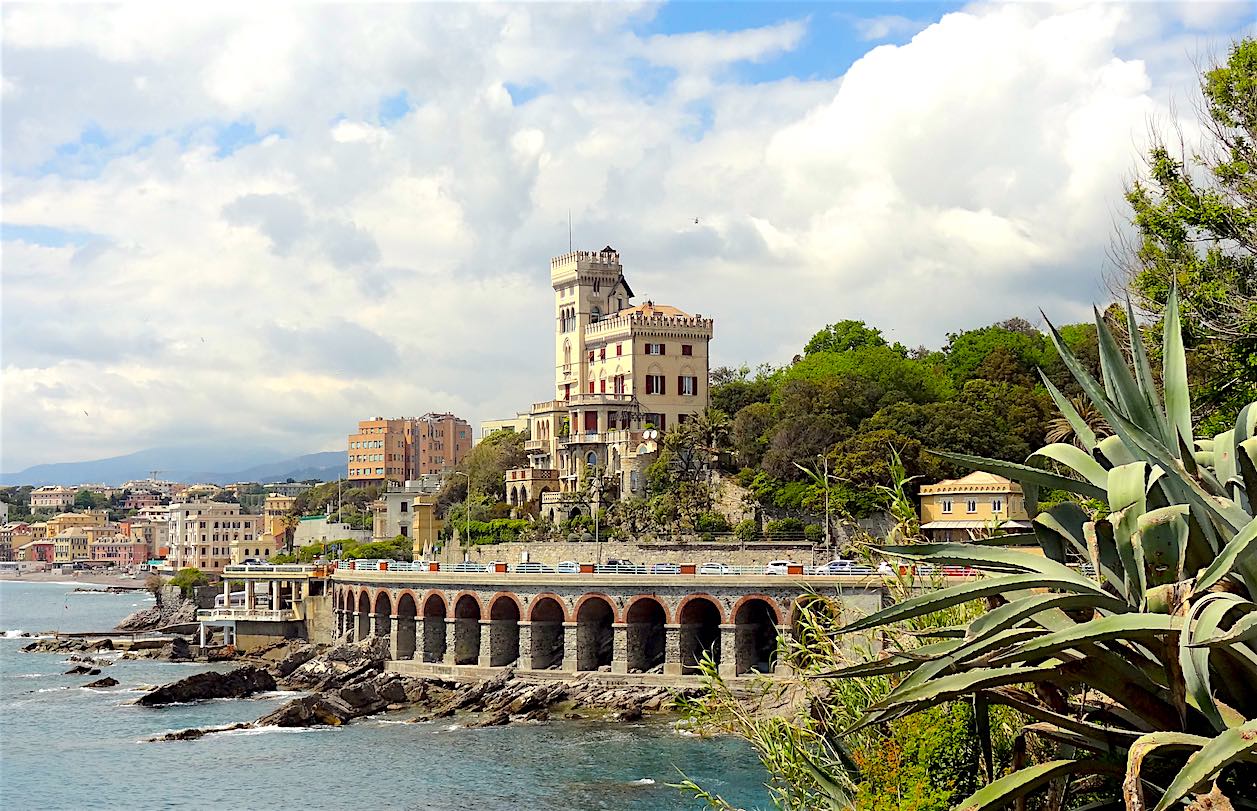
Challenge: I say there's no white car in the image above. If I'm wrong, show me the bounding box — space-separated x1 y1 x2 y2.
556 560 580 574
763 560 797 575
697 562 731 575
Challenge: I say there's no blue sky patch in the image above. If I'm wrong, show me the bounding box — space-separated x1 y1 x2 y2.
379 90 413 124
504 82 546 106
1 223 102 248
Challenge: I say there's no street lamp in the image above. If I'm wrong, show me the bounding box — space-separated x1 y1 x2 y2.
454 471 471 558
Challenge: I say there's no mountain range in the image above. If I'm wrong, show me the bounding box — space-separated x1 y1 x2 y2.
0 446 345 487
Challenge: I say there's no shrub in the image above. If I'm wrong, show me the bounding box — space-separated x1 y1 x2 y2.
764 517 804 539
695 511 731 533
734 519 759 543
168 567 208 598
803 523 823 542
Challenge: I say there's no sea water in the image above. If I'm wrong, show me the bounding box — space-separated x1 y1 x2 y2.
0 581 773 810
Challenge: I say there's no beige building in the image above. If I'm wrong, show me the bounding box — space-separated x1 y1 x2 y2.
167 502 259 573
29 486 78 511
479 413 532 442
918 472 1032 541
348 413 471 487
372 481 444 556
505 246 713 519
261 494 297 549
45 511 108 537
52 530 91 563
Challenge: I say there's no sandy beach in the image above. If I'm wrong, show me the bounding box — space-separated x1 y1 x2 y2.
0 571 149 589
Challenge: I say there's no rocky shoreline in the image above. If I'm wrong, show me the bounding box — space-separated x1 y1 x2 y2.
145 637 693 741
20 634 697 741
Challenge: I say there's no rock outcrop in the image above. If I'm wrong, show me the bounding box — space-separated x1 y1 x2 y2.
137 666 277 706
64 665 101 676
285 636 390 690
85 676 120 688
22 637 92 654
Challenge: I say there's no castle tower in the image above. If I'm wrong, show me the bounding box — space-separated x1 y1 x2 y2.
550 246 634 401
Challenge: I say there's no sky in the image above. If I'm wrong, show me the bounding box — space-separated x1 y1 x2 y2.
2 1 1253 472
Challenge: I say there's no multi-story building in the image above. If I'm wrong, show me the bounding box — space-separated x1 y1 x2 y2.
121 478 177 498
45 511 108 537
264 481 313 497
504 246 714 519
347 413 471 487
123 491 163 510
0 522 31 561
918 472 1033 541
89 536 148 567
17 540 55 563
259 494 297 551
372 480 444 556
29 486 78 511
120 518 168 561
478 413 532 442
52 530 90 563
166 502 259 573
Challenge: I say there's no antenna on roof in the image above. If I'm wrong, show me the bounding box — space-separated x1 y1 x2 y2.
567 209 572 252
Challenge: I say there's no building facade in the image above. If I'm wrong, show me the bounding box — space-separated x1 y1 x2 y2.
505 247 713 518
371 481 443 556
167 502 259 573
29 486 78 511
479 414 532 442
918 472 1033 541
347 414 471 487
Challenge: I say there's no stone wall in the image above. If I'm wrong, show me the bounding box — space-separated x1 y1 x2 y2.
458 539 819 567
234 619 305 652
304 593 336 646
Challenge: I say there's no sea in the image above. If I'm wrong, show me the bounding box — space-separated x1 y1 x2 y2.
0 580 773 811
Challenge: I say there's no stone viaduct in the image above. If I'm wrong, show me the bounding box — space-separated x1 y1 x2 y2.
331 569 886 679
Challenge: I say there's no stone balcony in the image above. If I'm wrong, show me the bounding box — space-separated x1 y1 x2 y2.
197 607 298 622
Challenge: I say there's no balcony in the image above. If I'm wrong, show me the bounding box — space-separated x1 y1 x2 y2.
560 430 641 446
524 438 550 452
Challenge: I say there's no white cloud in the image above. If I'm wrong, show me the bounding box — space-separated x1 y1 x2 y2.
0 2 1229 470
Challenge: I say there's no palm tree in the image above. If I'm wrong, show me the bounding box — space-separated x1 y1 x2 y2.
1045 394 1110 448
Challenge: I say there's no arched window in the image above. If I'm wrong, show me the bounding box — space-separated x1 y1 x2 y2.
590 306 601 323
586 451 598 467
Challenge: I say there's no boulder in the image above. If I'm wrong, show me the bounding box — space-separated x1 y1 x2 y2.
272 643 321 677
85 677 120 688
137 666 277 706
22 637 90 654
87 638 115 651
64 665 99 676
255 695 355 727
157 638 191 662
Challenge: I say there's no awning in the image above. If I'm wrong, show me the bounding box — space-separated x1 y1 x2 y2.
921 520 1033 530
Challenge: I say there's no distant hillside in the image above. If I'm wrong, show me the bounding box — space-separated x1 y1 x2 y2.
0 447 344 487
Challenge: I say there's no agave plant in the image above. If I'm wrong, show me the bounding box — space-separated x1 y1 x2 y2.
830 289 1257 810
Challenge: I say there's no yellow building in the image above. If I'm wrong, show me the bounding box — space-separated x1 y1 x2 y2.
506 246 714 517
52 530 91 563
45 511 108 537
918 472 1032 541
262 494 297 546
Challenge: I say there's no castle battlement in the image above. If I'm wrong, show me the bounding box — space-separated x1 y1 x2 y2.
550 247 622 271
585 311 714 338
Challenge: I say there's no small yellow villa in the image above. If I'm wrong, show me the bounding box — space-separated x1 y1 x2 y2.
918 471 1033 541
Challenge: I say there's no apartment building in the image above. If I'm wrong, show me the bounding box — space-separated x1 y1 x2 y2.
0 522 31 561
120 518 169 560
166 502 259 573
29 486 78 511
918 472 1033 541
52 530 91 563
347 413 471 487
45 511 108 537
505 246 714 518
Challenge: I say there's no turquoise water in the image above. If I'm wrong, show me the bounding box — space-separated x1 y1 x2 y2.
0 581 773 810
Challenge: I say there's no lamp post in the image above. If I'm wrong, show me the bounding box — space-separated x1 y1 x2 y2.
454 471 470 557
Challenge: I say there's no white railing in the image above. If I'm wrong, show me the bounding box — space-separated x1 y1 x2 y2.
223 564 319 574
197 608 297 622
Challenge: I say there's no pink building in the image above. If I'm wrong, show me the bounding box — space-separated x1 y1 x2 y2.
90 538 148 566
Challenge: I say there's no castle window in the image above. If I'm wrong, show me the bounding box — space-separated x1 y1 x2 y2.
591 306 601 322
599 347 606 360
966 499 977 513
992 498 1004 513
678 376 698 396
681 344 693 356
646 343 665 355
941 499 953 514
645 374 665 395
616 343 622 356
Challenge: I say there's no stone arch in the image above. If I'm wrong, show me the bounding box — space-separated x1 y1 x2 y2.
678 595 722 674
625 596 666 673
576 594 615 672
733 597 780 675
488 594 521 667
528 595 566 670
573 593 618 623
395 591 418 661
453 593 482 665
356 589 372 640
421 591 448 663
373 590 393 639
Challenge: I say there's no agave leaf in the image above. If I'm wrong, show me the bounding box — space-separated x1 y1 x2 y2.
1125 730 1214 810
833 573 1101 635
972 531 1040 547
878 628 1046 707
811 639 966 679
1161 285 1193 454
1095 306 1160 433
794 746 854 809
1181 594 1245 732
990 614 1181 665
1149 719 1257 811
1189 611 1257 648
1126 295 1170 441
1083 519 1130 599
1099 434 1137 467
1110 463 1150 602
1214 429 1238 495
967 593 1130 642
1193 515 1257 594
952 758 1122 811
1036 502 1129 598
1136 505 1190 587
867 664 1061 713
1031 443 1111 489
984 686 1144 748
932 450 1107 500
869 542 1100 588
1237 437 1257 512
1039 370 1099 450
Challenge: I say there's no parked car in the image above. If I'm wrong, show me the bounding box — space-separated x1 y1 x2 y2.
697 562 731 575
448 562 487 573
241 558 265 565
649 562 680 575
816 559 859 575
606 558 634 567
763 560 797 575
556 560 580 574
513 562 554 574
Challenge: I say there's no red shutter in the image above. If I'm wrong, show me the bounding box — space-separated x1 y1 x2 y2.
600 380 606 393
659 343 666 355
678 376 684 395
645 376 654 395
659 376 665 395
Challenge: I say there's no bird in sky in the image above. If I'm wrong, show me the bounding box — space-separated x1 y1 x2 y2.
83 410 89 417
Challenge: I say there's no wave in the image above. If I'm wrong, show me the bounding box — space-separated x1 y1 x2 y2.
214 725 326 737
14 673 44 679
3 630 50 639
630 778 656 785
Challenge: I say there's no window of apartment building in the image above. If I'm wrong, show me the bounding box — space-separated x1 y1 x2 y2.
646 343 665 355
614 375 625 395
681 344 693 356
588 381 595 394
564 383 571 400
616 343 622 356
400 502 408 512
588 350 595 363
966 499 977 513
678 376 698 396
645 374 665 394
992 498 1004 512
600 379 606 393
941 499 953 513
599 346 606 360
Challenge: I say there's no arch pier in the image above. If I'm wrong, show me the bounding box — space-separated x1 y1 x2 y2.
332 571 885 681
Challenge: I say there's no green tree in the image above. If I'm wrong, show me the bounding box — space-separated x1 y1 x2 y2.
710 364 775 416
942 323 1046 385
1122 37 1257 432
168 567 208 598
803 319 900 356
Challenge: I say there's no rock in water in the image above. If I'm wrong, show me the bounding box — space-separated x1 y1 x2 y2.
137 666 277 706
157 638 191 662
64 665 99 676
85 677 120 688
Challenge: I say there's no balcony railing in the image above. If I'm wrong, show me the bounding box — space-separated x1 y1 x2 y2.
197 608 297 622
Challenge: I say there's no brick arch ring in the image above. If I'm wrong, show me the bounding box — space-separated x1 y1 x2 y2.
623 594 672 625
418 589 449 617
526 592 571 623
487 591 525 615
449 590 485 620
730 593 783 625
675 593 726 625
